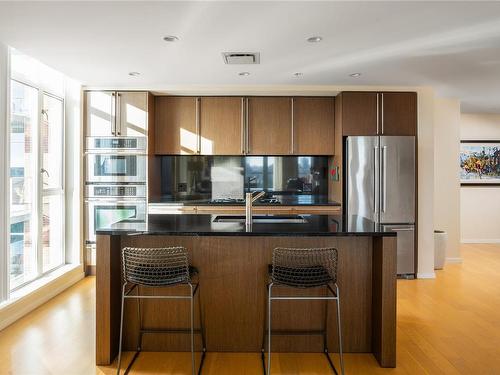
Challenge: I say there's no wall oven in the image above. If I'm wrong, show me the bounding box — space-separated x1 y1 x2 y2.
84 136 148 268
86 153 146 183
84 198 146 244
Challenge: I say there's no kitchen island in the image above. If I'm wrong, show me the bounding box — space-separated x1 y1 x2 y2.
95 214 397 368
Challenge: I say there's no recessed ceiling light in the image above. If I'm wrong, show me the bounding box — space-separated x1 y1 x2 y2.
293 72 303 77
128 72 140 77
349 73 362 78
238 72 250 76
163 35 179 42
307 36 323 43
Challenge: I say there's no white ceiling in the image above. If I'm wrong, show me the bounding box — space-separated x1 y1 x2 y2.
1 1 500 112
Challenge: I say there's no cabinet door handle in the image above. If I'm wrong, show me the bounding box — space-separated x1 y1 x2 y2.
196 97 201 154
241 97 245 154
291 98 294 154
374 146 378 214
381 93 384 135
111 92 116 135
246 98 250 153
376 93 380 135
382 145 387 212
116 93 121 135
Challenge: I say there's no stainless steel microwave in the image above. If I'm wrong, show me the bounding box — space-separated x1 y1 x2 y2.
86 153 146 183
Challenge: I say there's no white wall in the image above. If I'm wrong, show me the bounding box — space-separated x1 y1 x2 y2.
416 88 436 278
461 113 500 243
0 42 9 301
64 77 83 265
434 98 461 263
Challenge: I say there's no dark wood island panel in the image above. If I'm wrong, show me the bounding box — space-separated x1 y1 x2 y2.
96 234 396 367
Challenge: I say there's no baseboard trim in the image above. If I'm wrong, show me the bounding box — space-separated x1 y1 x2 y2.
446 257 463 264
0 266 85 331
417 272 436 279
461 239 500 244
85 265 96 276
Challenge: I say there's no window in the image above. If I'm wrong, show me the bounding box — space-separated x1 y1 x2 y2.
9 80 38 289
7 50 65 292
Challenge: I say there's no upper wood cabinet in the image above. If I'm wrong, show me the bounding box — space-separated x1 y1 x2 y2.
199 97 244 155
85 91 115 137
339 91 417 136
116 92 148 137
339 92 379 136
155 96 197 154
380 92 417 136
85 91 149 137
247 97 292 155
293 97 335 155
153 95 337 155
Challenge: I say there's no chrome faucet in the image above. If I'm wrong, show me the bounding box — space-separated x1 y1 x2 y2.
245 191 266 229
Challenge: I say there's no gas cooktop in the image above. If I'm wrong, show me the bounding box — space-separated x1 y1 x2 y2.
209 198 281 204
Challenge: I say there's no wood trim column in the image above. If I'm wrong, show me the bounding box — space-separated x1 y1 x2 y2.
96 234 122 365
371 236 397 367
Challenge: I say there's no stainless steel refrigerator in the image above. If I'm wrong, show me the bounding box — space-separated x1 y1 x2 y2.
346 136 416 276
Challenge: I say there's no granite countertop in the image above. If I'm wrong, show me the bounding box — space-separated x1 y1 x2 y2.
150 195 341 207
96 214 396 237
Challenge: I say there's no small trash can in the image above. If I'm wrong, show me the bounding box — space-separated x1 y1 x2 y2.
434 230 447 270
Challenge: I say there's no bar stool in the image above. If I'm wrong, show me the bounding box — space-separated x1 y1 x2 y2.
261 247 344 375
117 246 206 375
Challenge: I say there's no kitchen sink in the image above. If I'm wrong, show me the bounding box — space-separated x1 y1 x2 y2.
213 215 308 224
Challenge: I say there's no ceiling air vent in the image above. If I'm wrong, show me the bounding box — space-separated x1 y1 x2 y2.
222 52 260 65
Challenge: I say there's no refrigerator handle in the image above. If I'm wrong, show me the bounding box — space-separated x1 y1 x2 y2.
382 145 387 212
374 146 378 214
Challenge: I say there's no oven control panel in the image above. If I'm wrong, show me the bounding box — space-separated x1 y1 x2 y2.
85 184 146 198
86 136 147 151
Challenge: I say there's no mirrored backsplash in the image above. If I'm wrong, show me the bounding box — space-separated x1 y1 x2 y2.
159 155 329 202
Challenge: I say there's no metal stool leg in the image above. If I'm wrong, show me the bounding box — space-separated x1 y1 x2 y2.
267 283 273 375
197 285 206 375
335 285 345 375
322 286 339 375
116 284 126 375
136 285 143 351
323 285 330 352
189 283 196 375
260 284 268 374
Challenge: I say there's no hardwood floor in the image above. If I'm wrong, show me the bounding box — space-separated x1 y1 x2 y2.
1 243 500 374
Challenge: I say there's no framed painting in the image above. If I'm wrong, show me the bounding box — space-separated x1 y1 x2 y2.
460 140 500 186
